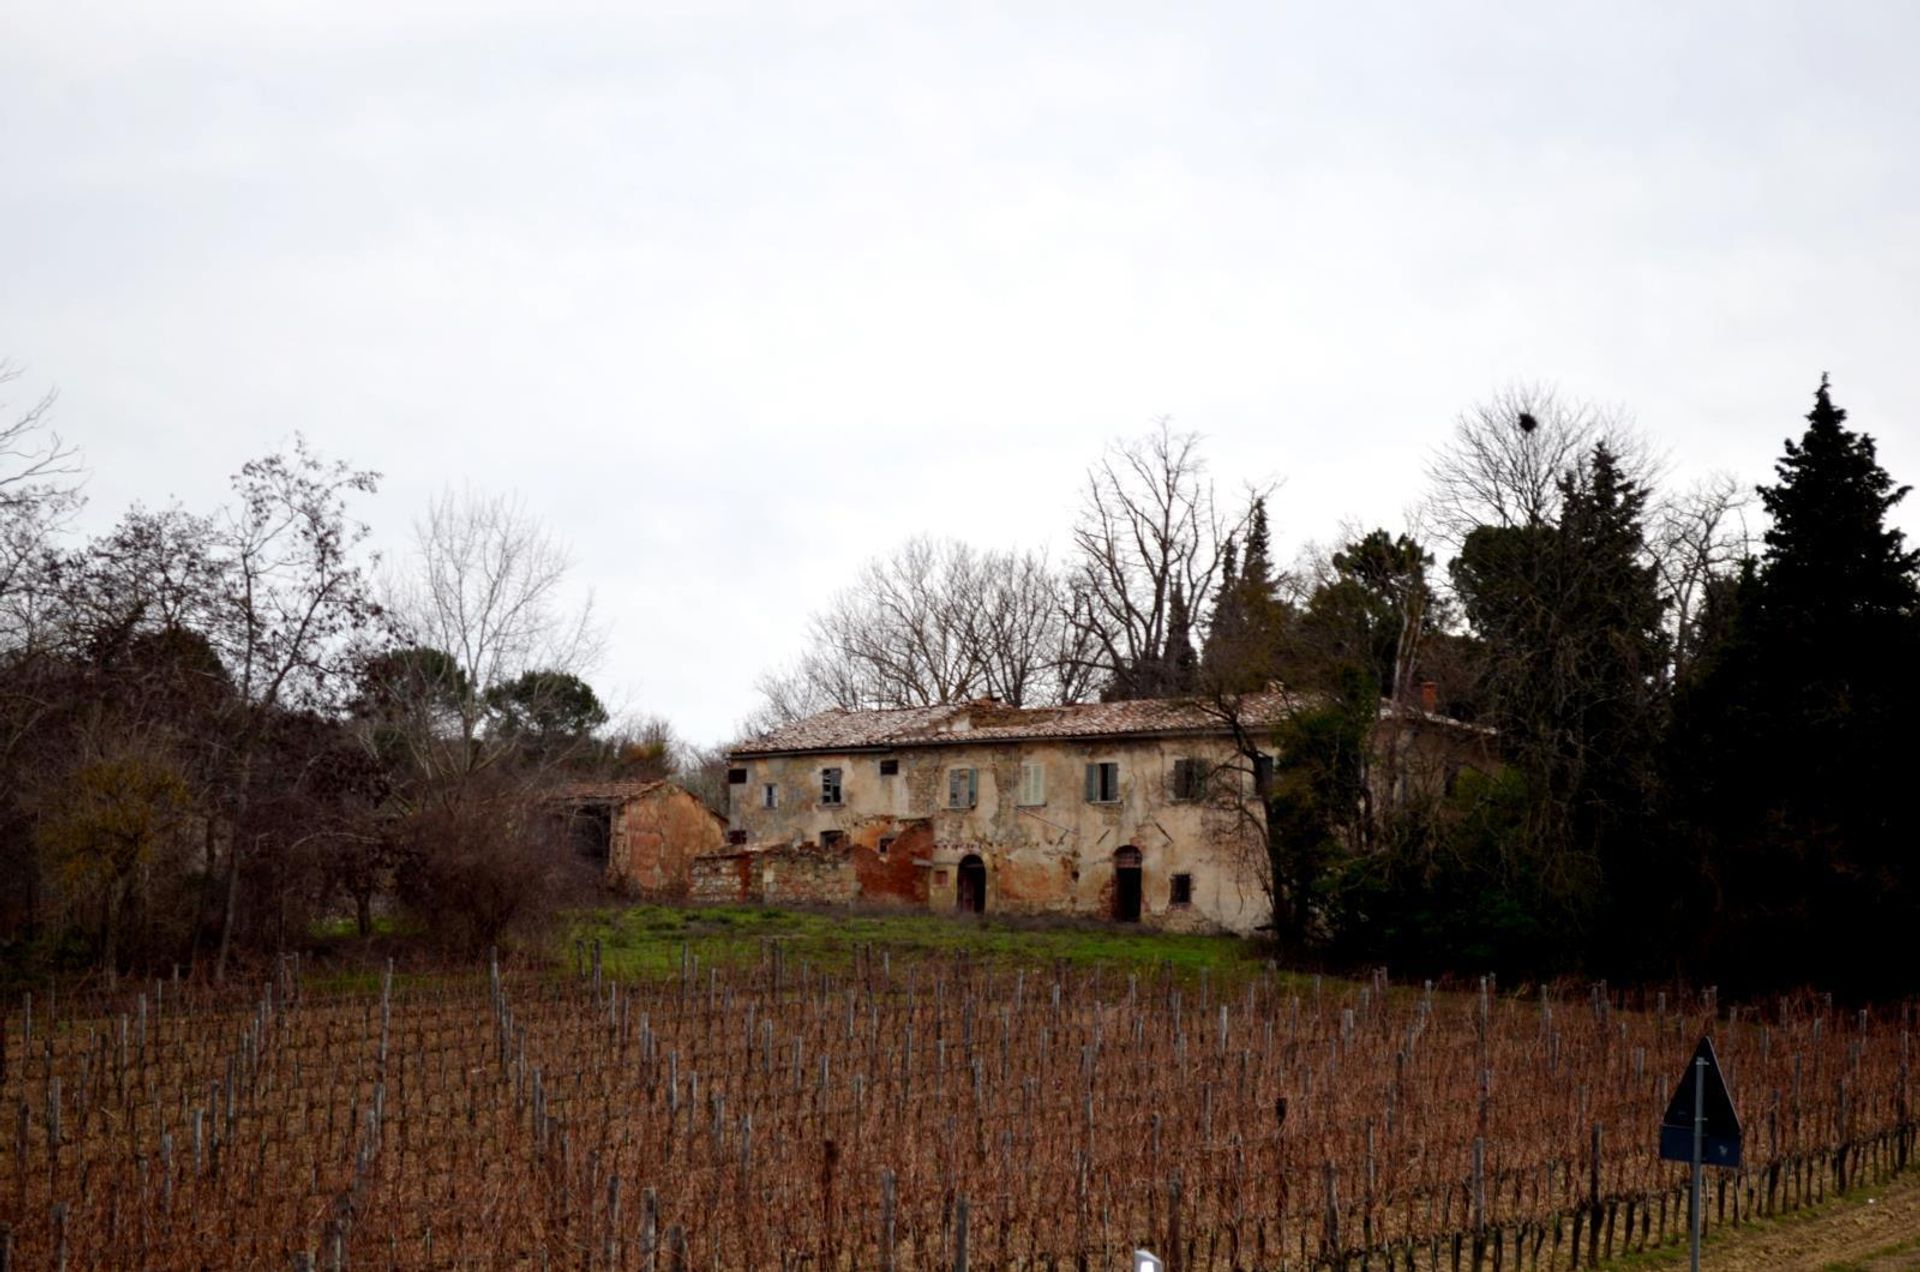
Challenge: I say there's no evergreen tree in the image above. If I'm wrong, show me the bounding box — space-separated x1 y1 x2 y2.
1162 582 1199 694
1201 497 1290 689
1449 443 1666 947
1300 529 1438 700
1242 497 1274 595
1673 377 1920 990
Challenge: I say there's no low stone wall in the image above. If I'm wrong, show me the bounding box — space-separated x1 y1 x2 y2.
762 849 859 906
689 851 758 904
689 843 862 907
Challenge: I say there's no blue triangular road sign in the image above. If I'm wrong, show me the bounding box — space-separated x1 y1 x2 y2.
1658 1035 1742 1169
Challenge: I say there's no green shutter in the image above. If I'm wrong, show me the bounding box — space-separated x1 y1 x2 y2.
1085 763 1098 802
968 767 979 807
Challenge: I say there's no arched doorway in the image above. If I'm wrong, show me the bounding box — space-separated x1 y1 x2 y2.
1113 846 1142 922
956 853 987 914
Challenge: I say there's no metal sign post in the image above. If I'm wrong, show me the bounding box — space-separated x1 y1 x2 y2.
1690 1055 1704 1272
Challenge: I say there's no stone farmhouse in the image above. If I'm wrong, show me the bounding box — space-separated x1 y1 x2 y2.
698 689 1494 934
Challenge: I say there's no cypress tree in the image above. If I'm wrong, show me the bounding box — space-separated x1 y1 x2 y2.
1674 377 1920 991
1163 582 1199 694
1201 498 1290 689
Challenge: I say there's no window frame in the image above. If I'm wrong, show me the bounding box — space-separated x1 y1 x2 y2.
947 766 979 810
1084 761 1121 804
820 767 843 807
761 782 779 810
1170 873 1194 907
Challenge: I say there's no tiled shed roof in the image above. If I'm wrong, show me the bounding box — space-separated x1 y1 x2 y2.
555 779 672 801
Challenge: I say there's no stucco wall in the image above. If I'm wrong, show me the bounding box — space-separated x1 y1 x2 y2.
605 788 727 896
726 735 1272 932
725 717 1494 934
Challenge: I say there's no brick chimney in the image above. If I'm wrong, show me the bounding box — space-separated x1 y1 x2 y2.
1418 681 1438 714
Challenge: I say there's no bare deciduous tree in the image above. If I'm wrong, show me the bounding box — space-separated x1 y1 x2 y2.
750 536 1084 728
1066 420 1256 698
1424 384 1651 545
392 487 603 763
203 437 384 978
0 362 83 652
1648 473 1752 683
814 536 986 708
740 660 844 738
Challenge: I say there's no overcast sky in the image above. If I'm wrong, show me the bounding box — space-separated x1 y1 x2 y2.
5 1 1918 744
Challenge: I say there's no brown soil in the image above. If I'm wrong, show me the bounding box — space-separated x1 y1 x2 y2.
1609 1170 1920 1270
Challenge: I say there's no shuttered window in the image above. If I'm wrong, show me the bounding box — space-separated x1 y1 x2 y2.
1016 761 1046 807
1171 758 1207 801
948 767 978 809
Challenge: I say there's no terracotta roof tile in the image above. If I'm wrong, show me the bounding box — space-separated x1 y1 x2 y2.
554 779 676 802
732 691 1308 756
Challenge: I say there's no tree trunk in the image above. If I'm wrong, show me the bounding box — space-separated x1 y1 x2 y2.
214 744 255 984
214 837 240 983
101 883 121 980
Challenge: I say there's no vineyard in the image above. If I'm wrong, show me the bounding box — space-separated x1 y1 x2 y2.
0 943 1914 1270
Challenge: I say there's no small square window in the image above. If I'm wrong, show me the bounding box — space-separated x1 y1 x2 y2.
726 830 748 846
948 767 978 809
821 767 843 806
821 830 846 851
762 783 779 810
878 835 897 858
879 758 899 776
1170 873 1193 906
727 767 749 785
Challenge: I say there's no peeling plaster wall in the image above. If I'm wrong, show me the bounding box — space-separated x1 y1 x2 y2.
726 736 1273 933
725 719 1496 934
604 788 727 897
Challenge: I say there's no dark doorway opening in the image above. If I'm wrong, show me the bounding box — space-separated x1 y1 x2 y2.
1114 845 1142 922
956 853 987 914
568 804 613 865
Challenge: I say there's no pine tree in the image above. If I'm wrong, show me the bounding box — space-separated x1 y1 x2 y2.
1301 529 1438 700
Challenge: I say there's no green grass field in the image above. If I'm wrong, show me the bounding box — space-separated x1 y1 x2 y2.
565 902 1271 981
